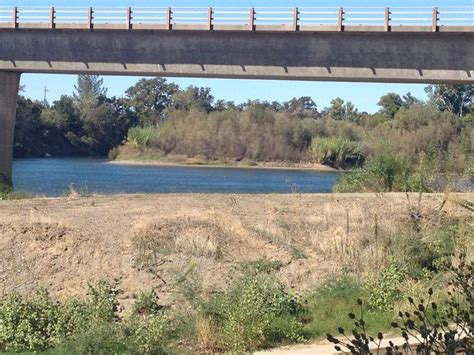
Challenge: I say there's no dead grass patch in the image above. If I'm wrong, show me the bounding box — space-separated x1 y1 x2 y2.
132 216 227 267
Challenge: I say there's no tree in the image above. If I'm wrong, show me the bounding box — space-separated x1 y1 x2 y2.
402 92 421 108
125 78 179 125
326 97 359 121
283 96 318 119
14 96 46 157
425 84 473 117
73 75 108 121
378 93 403 118
170 86 214 113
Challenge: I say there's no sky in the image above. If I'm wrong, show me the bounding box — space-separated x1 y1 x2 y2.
5 0 473 113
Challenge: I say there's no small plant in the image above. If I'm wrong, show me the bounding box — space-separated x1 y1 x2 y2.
133 289 164 318
108 146 120 160
241 258 284 274
366 264 405 311
0 174 12 200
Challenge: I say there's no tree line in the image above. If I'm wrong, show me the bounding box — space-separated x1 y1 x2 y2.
12 76 473 191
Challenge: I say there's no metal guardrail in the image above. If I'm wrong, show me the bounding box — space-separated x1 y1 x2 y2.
0 6 472 31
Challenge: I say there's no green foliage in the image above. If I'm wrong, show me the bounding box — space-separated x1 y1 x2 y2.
325 97 359 121
365 264 405 311
108 147 120 160
125 78 179 125
425 84 473 117
304 276 392 338
0 175 12 200
201 274 307 351
309 136 364 169
334 153 420 192
241 258 284 274
132 289 163 317
378 92 403 118
87 278 122 324
327 254 473 354
127 126 160 148
170 85 214 113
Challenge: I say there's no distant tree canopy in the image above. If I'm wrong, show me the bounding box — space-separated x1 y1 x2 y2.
425 84 473 117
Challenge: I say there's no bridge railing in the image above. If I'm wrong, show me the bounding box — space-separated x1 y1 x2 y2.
0 6 472 31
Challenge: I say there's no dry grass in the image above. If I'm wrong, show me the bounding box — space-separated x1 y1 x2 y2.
132 216 226 263
0 192 471 303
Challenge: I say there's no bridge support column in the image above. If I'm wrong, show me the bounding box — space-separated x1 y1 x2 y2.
0 71 21 187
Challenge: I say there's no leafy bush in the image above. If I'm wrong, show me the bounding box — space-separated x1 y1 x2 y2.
201 274 307 352
309 136 364 169
327 253 473 354
127 126 160 148
0 279 122 353
365 264 405 311
334 153 421 192
133 289 163 318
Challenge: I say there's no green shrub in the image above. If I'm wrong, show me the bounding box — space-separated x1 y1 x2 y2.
108 147 120 160
0 174 12 200
133 289 163 318
201 274 307 352
309 137 364 169
131 314 171 354
365 264 405 311
304 276 392 338
86 278 122 324
0 279 122 353
334 153 421 192
327 253 473 354
127 126 160 148
389 221 461 278
51 324 129 355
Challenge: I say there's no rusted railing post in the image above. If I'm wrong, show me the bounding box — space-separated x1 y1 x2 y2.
49 7 55 29
293 7 299 31
249 7 255 31
87 7 93 29
432 7 438 32
207 7 213 30
12 7 18 28
166 7 172 30
384 7 390 32
337 7 344 31
126 7 132 29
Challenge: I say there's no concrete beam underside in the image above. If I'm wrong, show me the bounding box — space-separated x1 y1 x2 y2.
0 30 473 84
0 72 20 186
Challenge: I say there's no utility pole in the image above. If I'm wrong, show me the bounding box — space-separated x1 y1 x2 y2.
43 86 49 105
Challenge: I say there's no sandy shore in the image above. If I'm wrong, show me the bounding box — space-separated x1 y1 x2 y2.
109 158 343 172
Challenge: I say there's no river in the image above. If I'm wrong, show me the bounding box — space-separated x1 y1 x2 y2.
12 158 341 197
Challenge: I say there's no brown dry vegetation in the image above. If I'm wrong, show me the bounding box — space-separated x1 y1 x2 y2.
0 193 472 311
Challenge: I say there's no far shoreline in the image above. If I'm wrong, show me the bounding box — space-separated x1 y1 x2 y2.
108 158 345 173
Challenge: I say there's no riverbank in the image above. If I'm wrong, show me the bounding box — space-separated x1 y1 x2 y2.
110 156 342 172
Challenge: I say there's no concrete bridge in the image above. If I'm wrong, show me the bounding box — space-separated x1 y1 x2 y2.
0 6 473 184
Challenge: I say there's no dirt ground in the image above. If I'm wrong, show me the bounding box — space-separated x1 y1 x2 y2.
0 192 472 312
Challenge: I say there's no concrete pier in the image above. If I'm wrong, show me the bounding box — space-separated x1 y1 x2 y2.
0 71 21 186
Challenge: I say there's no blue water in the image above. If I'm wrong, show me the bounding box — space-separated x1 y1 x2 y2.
12 158 341 197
